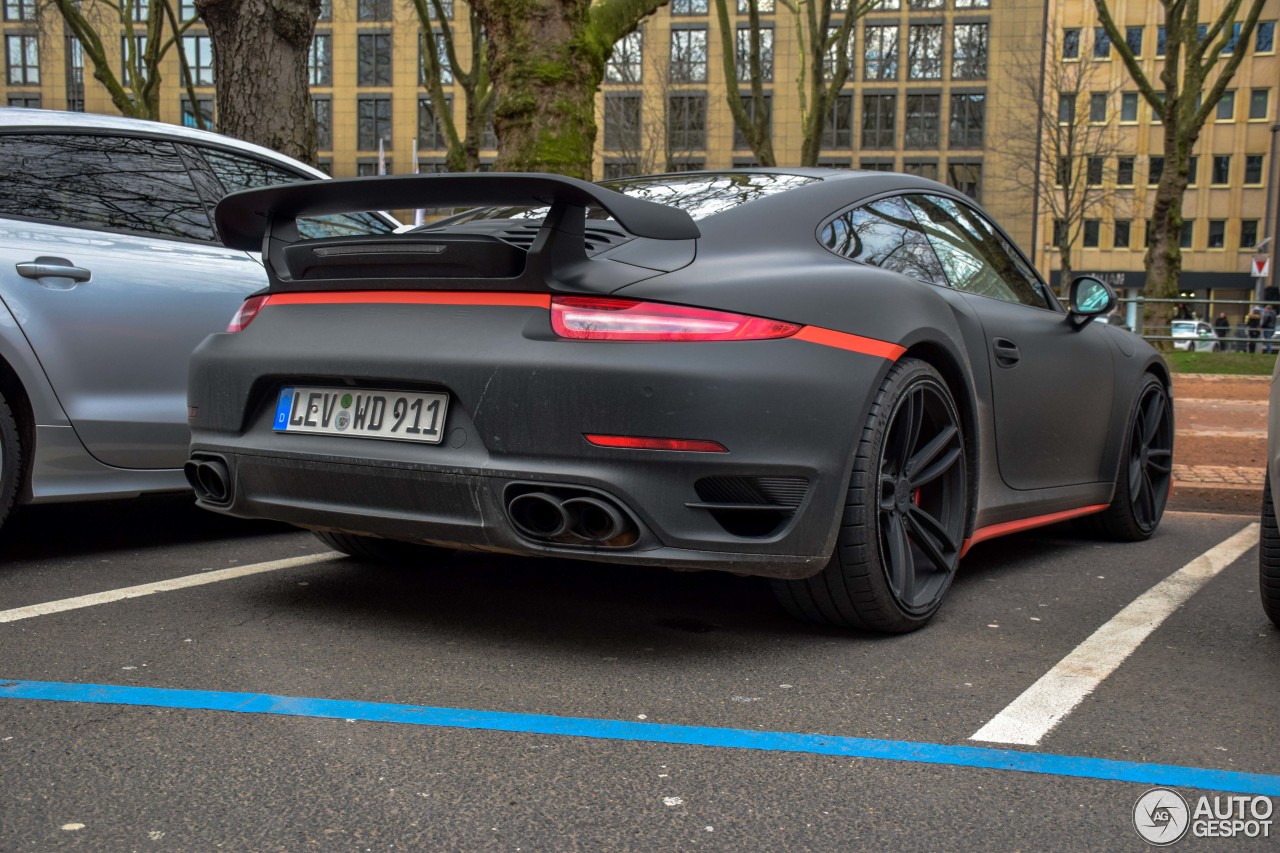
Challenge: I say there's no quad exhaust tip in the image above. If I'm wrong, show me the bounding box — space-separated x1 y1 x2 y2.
505 488 637 547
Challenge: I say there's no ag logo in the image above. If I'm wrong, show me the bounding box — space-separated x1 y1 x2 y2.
1134 788 1190 845
335 411 351 431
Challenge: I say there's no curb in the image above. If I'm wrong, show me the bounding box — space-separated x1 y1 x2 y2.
1170 482 1262 515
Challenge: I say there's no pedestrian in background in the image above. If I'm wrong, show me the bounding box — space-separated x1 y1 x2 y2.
1264 305 1277 355
1247 309 1261 353
1214 311 1230 351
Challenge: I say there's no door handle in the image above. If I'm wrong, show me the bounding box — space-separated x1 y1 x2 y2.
992 337 1021 368
16 258 92 283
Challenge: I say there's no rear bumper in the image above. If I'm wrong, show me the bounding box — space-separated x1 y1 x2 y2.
187 299 897 579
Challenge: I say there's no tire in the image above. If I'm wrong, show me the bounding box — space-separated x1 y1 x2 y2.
771 358 969 633
312 530 453 566
1085 373 1173 541
1260 476 1280 628
0 391 21 534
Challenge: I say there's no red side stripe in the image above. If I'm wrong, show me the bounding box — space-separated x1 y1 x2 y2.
960 504 1111 558
793 327 906 361
268 291 552 309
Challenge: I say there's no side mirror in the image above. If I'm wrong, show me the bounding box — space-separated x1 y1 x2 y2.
1068 275 1115 328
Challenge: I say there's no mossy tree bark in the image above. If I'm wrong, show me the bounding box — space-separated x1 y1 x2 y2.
469 0 670 178
196 0 321 164
1094 0 1267 332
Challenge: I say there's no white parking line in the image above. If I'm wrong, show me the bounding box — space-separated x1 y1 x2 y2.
0 553 339 624
970 523 1258 746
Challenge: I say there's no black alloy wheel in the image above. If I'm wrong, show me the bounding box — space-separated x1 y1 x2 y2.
772 359 969 633
0 391 20 533
1259 475 1280 627
1088 374 1173 541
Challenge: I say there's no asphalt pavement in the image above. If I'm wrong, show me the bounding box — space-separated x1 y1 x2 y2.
0 497 1276 851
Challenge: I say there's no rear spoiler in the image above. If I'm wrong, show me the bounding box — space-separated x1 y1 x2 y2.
214 173 700 292
216 172 700 249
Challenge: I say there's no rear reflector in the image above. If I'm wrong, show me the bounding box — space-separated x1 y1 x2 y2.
552 296 799 342
226 295 270 333
585 434 728 453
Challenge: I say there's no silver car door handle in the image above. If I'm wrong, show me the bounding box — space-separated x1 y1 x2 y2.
16 259 92 283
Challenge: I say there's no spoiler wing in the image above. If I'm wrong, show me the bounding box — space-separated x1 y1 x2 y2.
214 172 701 251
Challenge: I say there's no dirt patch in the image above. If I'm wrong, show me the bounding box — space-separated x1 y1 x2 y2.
1172 374 1268 470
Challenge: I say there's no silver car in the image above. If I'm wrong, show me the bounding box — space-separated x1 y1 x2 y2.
0 109 395 532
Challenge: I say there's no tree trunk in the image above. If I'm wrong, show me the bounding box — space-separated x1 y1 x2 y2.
197 0 320 164
472 0 599 179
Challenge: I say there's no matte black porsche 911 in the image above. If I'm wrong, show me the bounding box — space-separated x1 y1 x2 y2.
185 169 1173 633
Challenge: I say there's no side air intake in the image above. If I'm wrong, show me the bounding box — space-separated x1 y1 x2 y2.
687 476 809 538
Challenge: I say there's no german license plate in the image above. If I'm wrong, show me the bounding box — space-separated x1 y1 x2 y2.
273 386 448 444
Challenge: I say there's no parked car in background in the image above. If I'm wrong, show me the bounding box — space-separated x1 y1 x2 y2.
0 109 397 534
1262 365 1280 627
187 170 1173 633
1171 320 1219 351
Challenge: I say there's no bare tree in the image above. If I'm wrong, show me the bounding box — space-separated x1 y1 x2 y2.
1094 0 1268 308
411 0 493 172
713 0 774 165
44 0 203 123
999 31 1123 289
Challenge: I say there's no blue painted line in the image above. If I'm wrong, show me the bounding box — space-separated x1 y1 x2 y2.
3 677 1278 796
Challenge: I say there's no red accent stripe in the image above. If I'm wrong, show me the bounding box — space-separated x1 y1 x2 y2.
584 434 728 453
960 504 1111 558
793 327 906 361
268 291 552 308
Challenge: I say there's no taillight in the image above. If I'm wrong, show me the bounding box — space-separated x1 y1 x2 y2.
584 434 728 452
226 295 270 333
550 296 800 342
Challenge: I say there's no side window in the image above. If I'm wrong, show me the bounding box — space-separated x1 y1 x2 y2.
0 133 214 241
904 194 1050 309
196 147 395 240
819 194 946 285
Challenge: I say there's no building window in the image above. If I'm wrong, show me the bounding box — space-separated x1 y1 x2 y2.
603 93 642 150
908 0 942 8
947 161 981 201
606 31 643 84
1120 92 1138 121
668 158 705 172
907 24 942 80
735 25 774 82
313 97 332 149
420 32 453 85
1206 220 1225 248
357 159 391 176
1179 221 1193 248
1089 92 1107 123
1052 219 1066 246
821 93 853 148
738 0 775 12
1063 28 1080 59
861 93 895 148
860 159 895 171
1114 220 1130 248
949 93 984 148
671 0 708 13
357 0 391 22
1093 27 1111 58
1249 89 1270 120
1055 156 1070 186
309 34 332 86
1211 155 1230 185
482 103 497 149
670 28 708 83
1187 155 1198 186
1244 154 1263 184
1149 156 1164 185
65 36 84 111
1058 92 1075 124
182 35 215 86
318 0 331 20
1255 20 1274 53
357 95 391 150
1242 220 1259 248
1216 90 1235 120
823 25 855 79
733 93 771 149
667 93 706 150
1125 25 1143 56
951 23 987 80
4 0 35 20
902 160 938 180
1117 156 1134 185
863 25 898 81
180 95 214 128
7 34 38 85
904 93 939 148
7 93 39 107
1156 26 1166 56
358 33 392 86
954 0 989 7
1083 220 1100 247
1087 156 1104 185
603 160 641 180
418 95 451 150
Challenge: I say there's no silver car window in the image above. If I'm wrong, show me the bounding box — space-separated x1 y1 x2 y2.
0 133 215 241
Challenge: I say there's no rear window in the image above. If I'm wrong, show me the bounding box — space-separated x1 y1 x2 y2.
438 172 820 228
